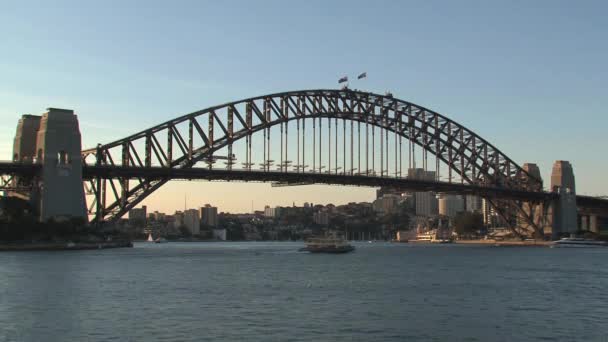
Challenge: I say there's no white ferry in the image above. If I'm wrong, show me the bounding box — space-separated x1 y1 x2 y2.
551 237 608 248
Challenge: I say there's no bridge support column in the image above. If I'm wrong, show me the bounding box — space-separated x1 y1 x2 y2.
550 160 577 239
35 108 87 222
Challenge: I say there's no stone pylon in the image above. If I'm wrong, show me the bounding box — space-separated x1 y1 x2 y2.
13 115 41 163
11 115 42 202
32 108 87 221
550 160 577 238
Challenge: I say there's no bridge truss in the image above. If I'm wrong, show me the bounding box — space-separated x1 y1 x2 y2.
81 89 547 236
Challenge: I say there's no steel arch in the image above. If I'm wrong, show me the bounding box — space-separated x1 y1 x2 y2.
82 89 542 223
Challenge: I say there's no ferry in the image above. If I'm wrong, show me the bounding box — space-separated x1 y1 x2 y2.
551 237 608 248
409 232 433 243
410 231 453 243
300 237 355 253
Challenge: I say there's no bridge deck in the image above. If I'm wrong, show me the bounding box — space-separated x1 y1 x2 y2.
81 165 556 202
5 162 608 211
0 161 41 176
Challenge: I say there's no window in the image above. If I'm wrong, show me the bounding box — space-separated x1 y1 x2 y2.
57 150 70 165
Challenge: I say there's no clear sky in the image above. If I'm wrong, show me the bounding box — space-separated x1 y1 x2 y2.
1 0 606 214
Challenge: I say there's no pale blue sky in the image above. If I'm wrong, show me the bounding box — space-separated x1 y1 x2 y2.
1 1 606 213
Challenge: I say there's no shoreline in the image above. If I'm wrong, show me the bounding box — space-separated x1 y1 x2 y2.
454 239 551 247
400 239 552 247
0 240 133 251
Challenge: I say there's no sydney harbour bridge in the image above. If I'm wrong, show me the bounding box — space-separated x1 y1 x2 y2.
2 89 607 238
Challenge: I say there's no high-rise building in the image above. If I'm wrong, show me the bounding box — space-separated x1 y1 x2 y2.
183 209 200 235
465 195 482 213
438 194 464 218
372 194 401 215
200 204 218 227
481 199 506 228
408 168 438 217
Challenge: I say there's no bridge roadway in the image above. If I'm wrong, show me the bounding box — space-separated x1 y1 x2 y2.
2 161 607 211
81 165 555 202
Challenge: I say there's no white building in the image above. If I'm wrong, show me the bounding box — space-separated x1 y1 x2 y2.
183 209 200 235
482 198 504 227
264 206 281 218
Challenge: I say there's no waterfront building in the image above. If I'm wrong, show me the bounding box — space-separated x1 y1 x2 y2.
264 205 281 218
438 194 464 218
183 209 200 235
465 195 482 213
172 211 184 230
313 210 329 225
200 204 218 227
408 168 438 217
148 211 165 221
372 194 401 215
481 199 506 228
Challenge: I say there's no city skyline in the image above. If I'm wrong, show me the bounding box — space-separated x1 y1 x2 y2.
2 0 607 213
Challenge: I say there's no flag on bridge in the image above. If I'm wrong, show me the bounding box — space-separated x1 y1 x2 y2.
357 72 367 79
338 76 348 83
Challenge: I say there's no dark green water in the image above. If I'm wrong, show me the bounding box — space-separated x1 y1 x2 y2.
1 242 607 341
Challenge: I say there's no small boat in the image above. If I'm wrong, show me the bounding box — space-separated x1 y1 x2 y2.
154 237 167 244
301 236 355 253
551 237 608 248
146 233 154 242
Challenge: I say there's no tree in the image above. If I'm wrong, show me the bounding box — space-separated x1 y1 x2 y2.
178 225 192 237
453 212 484 236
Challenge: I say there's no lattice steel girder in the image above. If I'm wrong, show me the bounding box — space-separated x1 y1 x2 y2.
80 89 545 222
485 197 552 238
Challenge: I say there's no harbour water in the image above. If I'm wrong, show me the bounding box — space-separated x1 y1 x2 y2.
1 242 607 341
